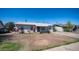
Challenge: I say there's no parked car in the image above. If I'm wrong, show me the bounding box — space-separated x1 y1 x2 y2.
0 28 10 34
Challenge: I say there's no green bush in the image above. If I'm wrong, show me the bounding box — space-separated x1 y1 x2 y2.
64 21 73 32
64 28 70 32
0 42 21 51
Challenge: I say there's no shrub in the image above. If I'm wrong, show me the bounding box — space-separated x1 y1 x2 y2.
64 28 71 32
64 21 73 32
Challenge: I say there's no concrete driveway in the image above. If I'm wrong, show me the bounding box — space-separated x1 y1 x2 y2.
53 32 79 38
44 42 79 51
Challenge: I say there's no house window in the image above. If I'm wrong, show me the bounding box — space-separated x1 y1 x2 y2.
17 25 32 30
23 25 32 29
40 27 48 32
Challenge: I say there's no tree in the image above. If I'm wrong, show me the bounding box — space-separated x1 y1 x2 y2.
5 22 15 31
64 21 73 32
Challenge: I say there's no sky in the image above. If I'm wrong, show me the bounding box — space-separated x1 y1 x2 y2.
0 8 79 25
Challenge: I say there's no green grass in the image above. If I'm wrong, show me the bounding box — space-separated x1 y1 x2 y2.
0 42 21 51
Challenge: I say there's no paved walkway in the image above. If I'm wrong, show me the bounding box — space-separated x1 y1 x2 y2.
44 42 79 51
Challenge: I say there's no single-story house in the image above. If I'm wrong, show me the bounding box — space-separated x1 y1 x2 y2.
0 20 10 33
15 22 51 33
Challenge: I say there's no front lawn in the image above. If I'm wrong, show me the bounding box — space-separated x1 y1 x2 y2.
0 42 21 51
0 33 79 51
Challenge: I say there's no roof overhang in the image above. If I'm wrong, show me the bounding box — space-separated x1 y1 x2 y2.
16 22 51 27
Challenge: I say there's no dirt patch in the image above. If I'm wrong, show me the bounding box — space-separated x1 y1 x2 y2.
33 39 50 46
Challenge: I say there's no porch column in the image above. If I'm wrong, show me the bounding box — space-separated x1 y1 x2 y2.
35 27 37 32
32 25 37 32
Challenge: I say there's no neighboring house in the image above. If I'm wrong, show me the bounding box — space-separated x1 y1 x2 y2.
51 24 64 32
72 25 79 32
16 22 51 33
0 20 4 29
0 20 10 33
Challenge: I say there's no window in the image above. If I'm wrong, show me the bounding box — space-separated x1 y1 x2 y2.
17 25 32 30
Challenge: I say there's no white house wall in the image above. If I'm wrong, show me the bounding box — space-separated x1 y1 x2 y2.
54 26 64 32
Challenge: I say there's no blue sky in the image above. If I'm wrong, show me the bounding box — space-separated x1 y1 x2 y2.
0 8 79 25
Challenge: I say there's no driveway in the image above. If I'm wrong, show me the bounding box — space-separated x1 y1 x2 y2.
53 32 79 38
44 42 79 51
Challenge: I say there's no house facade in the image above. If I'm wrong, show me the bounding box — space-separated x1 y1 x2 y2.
16 22 51 33
52 24 64 32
